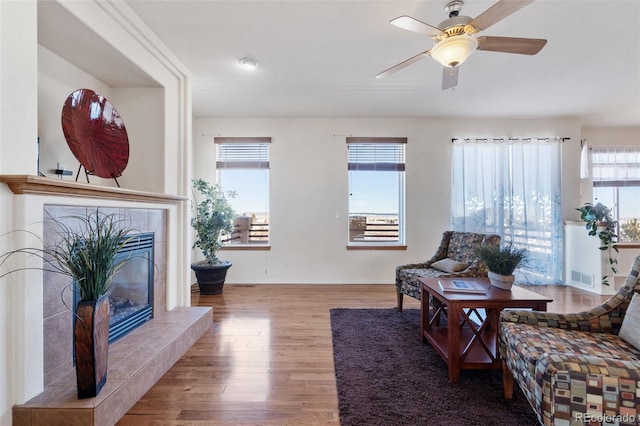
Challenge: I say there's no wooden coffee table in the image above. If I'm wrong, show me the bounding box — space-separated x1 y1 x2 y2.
419 277 552 383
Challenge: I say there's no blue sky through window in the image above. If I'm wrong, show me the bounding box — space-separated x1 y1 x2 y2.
349 170 400 215
218 169 269 215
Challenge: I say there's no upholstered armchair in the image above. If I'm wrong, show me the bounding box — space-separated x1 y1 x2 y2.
395 231 501 311
499 255 640 425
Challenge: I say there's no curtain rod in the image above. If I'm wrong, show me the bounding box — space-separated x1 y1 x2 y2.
451 137 570 144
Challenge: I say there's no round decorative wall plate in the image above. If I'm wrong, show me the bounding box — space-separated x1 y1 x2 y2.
61 89 129 179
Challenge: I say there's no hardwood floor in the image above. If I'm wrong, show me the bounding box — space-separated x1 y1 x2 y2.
119 283 609 425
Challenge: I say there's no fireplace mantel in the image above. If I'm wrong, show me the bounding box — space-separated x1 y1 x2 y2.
0 174 187 204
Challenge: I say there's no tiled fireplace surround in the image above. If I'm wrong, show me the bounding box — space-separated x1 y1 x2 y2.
3 176 213 426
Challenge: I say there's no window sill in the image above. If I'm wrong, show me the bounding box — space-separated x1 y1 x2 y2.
617 242 640 249
221 245 271 251
346 245 407 251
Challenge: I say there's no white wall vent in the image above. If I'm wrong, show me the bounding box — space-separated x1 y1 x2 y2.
571 270 594 287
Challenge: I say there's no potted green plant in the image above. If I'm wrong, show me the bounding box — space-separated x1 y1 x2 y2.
476 242 529 290
0 209 135 398
190 178 237 295
576 202 619 285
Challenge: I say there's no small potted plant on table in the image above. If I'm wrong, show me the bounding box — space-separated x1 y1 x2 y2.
190 178 237 295
476 242 529 290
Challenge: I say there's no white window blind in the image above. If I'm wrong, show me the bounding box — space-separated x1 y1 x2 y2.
215 137 270 169
592 146 640 186
347 137 406 171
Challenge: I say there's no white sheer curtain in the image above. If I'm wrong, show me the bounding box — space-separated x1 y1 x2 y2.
451 138 563 284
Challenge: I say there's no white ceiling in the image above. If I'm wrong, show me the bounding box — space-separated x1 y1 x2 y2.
70 1 640 126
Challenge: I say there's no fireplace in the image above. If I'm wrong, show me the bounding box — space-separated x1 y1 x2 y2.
108 232 155 342
3 178 213 425
37 203 171 387
73 232 155 344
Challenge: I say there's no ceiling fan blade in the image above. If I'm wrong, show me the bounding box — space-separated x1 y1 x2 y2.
442 66 459 90
468 0 535 32
375 50 431 79
390 16 443 37
476 36 547 55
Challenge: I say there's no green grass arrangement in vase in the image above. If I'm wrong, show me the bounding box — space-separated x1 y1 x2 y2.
476 243 529 290
0 209 137 398
576 202 619 285
1 210 136 299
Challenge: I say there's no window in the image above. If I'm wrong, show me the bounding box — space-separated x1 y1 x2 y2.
347 137 406 246
592 146 640 242
215 137 270 245
451 138 563 284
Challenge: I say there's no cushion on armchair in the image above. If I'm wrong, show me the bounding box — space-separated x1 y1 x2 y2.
446 232 488 265
619 292 640 350
431 258 469 273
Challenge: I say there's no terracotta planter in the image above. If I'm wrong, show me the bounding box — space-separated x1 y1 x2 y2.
74 295 110 399
488 271 515 290
191 261 232 295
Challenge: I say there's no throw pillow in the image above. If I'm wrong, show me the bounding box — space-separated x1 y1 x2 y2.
619 292 640 350
431 258 469 273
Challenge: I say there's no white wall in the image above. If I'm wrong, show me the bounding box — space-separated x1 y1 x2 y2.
111 87 165 192
194 117 583 285
38 46 114 185
0 2 39 424
565 221 618 295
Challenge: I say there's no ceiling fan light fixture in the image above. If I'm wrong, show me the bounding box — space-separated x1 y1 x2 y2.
431 35 478 67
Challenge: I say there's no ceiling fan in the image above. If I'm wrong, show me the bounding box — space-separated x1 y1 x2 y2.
376 0 547 90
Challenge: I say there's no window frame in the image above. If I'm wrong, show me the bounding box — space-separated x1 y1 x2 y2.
214 137 271 248
591 146 640 243
346 137 407 250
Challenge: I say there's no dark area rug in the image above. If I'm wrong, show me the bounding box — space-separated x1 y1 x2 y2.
330 308 539 426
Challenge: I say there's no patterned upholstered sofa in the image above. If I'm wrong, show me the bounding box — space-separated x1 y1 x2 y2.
499 255 640 426
395 231 501 311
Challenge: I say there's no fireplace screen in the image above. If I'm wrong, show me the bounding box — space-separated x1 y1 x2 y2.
73 232 154 344
108 232 154 342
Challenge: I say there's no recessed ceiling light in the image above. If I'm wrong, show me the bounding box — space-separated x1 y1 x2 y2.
239 57 259 70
